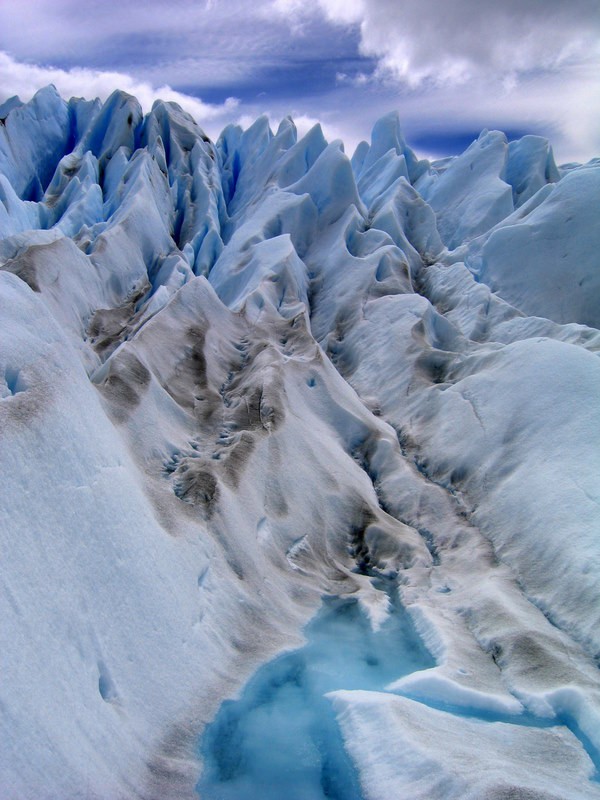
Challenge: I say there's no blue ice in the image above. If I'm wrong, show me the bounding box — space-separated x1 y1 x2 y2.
197 583 434 799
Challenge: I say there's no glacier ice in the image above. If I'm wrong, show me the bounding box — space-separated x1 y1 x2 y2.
0 87 599 800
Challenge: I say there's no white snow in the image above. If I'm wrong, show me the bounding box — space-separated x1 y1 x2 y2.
331 690 600 800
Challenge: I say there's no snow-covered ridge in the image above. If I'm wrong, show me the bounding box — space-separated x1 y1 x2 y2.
1 86 599 800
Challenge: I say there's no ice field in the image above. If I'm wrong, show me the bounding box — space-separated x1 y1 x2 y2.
0 87 599 799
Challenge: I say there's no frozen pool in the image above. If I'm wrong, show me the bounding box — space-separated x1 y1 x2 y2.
197 582 435 799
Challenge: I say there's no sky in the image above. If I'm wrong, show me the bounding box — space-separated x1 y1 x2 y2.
0 0 598 163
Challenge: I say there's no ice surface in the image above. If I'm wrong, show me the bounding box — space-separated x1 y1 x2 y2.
331 691 600 800
0 88 598 800
472 166 600 326
505 134 560 208
417 130 514 248
0 86 70 200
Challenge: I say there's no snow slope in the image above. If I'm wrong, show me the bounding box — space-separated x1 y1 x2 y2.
0 87 599 799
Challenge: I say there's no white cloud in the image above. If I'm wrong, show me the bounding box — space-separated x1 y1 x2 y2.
0 51 239 132
235 110 347 148
273 0 363 26
0 0 323 87
273 0 600 162
281 0 600 86
291 113 348 146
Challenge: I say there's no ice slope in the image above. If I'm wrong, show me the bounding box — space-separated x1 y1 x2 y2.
466 166 600 327
0 87 599 800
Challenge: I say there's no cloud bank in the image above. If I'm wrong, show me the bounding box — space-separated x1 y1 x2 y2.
278 0 600 85
273 0 600 162
0 51 239 133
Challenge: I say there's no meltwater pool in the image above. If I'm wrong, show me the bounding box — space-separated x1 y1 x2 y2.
197 584 434 799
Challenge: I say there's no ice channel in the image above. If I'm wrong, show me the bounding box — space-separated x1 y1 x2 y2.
196 581 435 799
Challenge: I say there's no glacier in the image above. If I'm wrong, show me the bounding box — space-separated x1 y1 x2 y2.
0 85 599 800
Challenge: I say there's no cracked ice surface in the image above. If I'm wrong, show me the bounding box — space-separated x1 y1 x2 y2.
0 88 599 799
